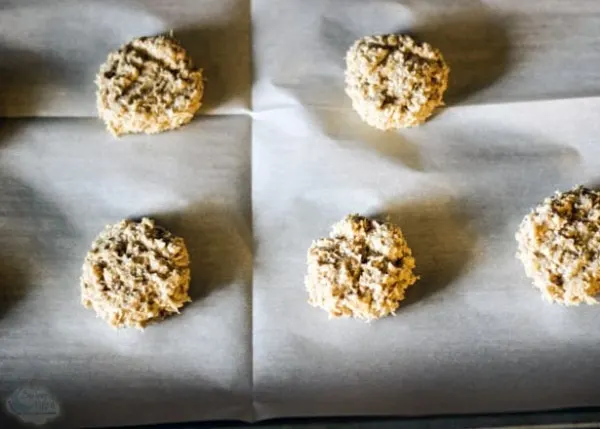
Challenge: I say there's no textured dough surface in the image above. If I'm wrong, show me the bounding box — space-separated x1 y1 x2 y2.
96 35 204 136
516 186 600 305
345 34 449 130
306 214 418 321
81 218 191 328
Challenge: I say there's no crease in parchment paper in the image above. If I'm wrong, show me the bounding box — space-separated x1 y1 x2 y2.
3 0 600 427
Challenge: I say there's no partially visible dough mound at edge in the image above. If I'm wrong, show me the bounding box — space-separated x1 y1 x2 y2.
81 218 191 329
306 214 418 321
345 34 449 130
516 186 600 305
96 35 204 136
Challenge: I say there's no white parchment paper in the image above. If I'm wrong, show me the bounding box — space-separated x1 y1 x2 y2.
252 98 600 419
0 117 253 428
1 0 600 427
252 0 600 421
0 0 250 117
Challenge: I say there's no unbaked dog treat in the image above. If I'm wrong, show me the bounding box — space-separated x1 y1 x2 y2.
96 35 204 136
516 186 600 305
81 218 191 328
306 214 418 320
345 34 449 130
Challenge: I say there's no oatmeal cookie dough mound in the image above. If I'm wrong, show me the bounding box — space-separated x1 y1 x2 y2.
306 214 418 320
81 218 191 328
96 35 204 136
516 186 600 305
345 34 449 130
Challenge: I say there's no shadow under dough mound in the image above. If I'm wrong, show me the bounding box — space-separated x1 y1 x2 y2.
373 197 478 308
0 247 31 321
172 4 251 113
0 171 76 320
151 203 252 303
0 44 70 117
410 11 511 105
582 180 600 194
310 108 424 172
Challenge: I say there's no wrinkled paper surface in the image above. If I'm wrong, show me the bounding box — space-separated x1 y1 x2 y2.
2 0 600 427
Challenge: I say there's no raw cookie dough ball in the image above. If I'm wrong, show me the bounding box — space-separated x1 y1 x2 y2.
516 186 600 305
345 34 449 130
96 35 204 136
306 214 418 320
81 218 191 328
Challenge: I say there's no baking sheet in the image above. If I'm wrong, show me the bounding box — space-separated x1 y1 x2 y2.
2 0 600 428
